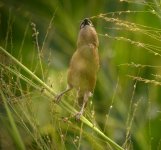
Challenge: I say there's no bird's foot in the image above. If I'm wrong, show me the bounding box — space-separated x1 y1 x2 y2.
55 94 62 103
75 111 83 121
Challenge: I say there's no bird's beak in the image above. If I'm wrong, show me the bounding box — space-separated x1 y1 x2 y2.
80 18 93 29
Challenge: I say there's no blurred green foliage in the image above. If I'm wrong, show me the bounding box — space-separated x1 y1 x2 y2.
1 0 161 150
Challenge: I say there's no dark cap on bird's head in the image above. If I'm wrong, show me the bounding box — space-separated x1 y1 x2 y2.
80 18 93 29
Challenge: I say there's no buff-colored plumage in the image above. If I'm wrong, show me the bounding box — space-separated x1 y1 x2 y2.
56 18 99 119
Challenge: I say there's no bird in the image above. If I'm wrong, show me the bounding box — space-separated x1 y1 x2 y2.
56 18 99 120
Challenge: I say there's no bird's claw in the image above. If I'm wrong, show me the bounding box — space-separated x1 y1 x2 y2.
75 112 82 120
55 94 62 103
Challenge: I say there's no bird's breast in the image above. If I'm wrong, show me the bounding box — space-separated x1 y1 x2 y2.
67 45 99 91
73 45 99 71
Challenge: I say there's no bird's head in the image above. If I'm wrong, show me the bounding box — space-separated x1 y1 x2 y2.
77 18 99 47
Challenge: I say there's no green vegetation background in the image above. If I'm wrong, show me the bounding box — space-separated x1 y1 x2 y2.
0 0 161 150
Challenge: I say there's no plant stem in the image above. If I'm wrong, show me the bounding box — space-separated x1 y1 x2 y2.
0 46 124 150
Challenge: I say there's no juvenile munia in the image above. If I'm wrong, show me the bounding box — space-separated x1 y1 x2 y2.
56 18 99 119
